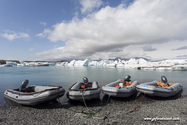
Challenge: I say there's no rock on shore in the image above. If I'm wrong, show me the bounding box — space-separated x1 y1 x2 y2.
0 94 187 125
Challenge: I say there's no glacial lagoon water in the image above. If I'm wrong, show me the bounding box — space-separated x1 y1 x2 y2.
0 66 186 106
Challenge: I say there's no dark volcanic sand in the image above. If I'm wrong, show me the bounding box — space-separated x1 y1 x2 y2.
0 91 186 125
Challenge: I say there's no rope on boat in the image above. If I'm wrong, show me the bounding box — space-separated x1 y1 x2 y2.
129 92 146 113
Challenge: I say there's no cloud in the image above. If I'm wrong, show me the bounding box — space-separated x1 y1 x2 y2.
40 22 47 26
35 0 187 60
35 33 44 38
29 48 34 51
35 45 130 60
172 46 187 51
36 29 51 38
142 45 157 51
80 0 103 14
1 30 30 41
176 55 187 58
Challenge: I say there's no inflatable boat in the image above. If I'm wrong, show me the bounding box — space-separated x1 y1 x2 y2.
67 77 101 101
4 80 65 106
136 76 183 97
102 75 139 97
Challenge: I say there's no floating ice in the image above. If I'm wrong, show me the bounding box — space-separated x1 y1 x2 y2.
1 58 187 71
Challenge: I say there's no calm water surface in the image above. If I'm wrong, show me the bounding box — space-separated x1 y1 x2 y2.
0 66 186 106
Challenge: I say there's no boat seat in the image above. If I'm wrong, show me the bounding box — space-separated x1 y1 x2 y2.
80 82 86 89
87 82 92 88
80 82 93 89
157 82 174 87
126 81 133 86
19 86 35 92
115 86 121 88
120 80 133 86
80 84 86 89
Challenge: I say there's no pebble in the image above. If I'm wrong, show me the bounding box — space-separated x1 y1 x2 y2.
0 95 187 124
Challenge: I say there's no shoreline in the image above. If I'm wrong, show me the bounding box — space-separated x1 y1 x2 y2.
0 92 187 125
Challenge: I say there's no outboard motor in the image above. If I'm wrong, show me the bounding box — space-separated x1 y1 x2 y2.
83 77 88 83
83 77 89 88
124 75 131 82
161 76 167 83
19 79 29 92
161 76 170 86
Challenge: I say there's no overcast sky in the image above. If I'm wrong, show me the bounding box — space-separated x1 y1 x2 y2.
1 0 187 61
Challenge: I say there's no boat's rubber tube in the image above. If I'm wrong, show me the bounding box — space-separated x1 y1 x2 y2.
102 79 139 97
136 81 183 97
67 81 101 101
4 85 65 105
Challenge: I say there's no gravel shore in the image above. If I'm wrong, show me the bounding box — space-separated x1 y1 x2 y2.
0 91 187 125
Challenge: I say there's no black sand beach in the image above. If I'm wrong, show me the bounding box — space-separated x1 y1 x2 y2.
0 92 187 125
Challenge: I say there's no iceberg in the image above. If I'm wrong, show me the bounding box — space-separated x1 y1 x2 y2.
0 64 13 67
67 60 76 66
6 61 17 66
55 63 62 66
88 61 98 66
1 58 186 71
96 60 106 66
74 59 89 67
120 58 187 71
17 64 24 67
116 59 124 67
105 63 116 67
123 58 139 69
49 63 55 66
62 62 68 66
172 65 187 71
116 62 124 67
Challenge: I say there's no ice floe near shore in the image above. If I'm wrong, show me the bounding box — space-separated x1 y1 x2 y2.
1 58 187 71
